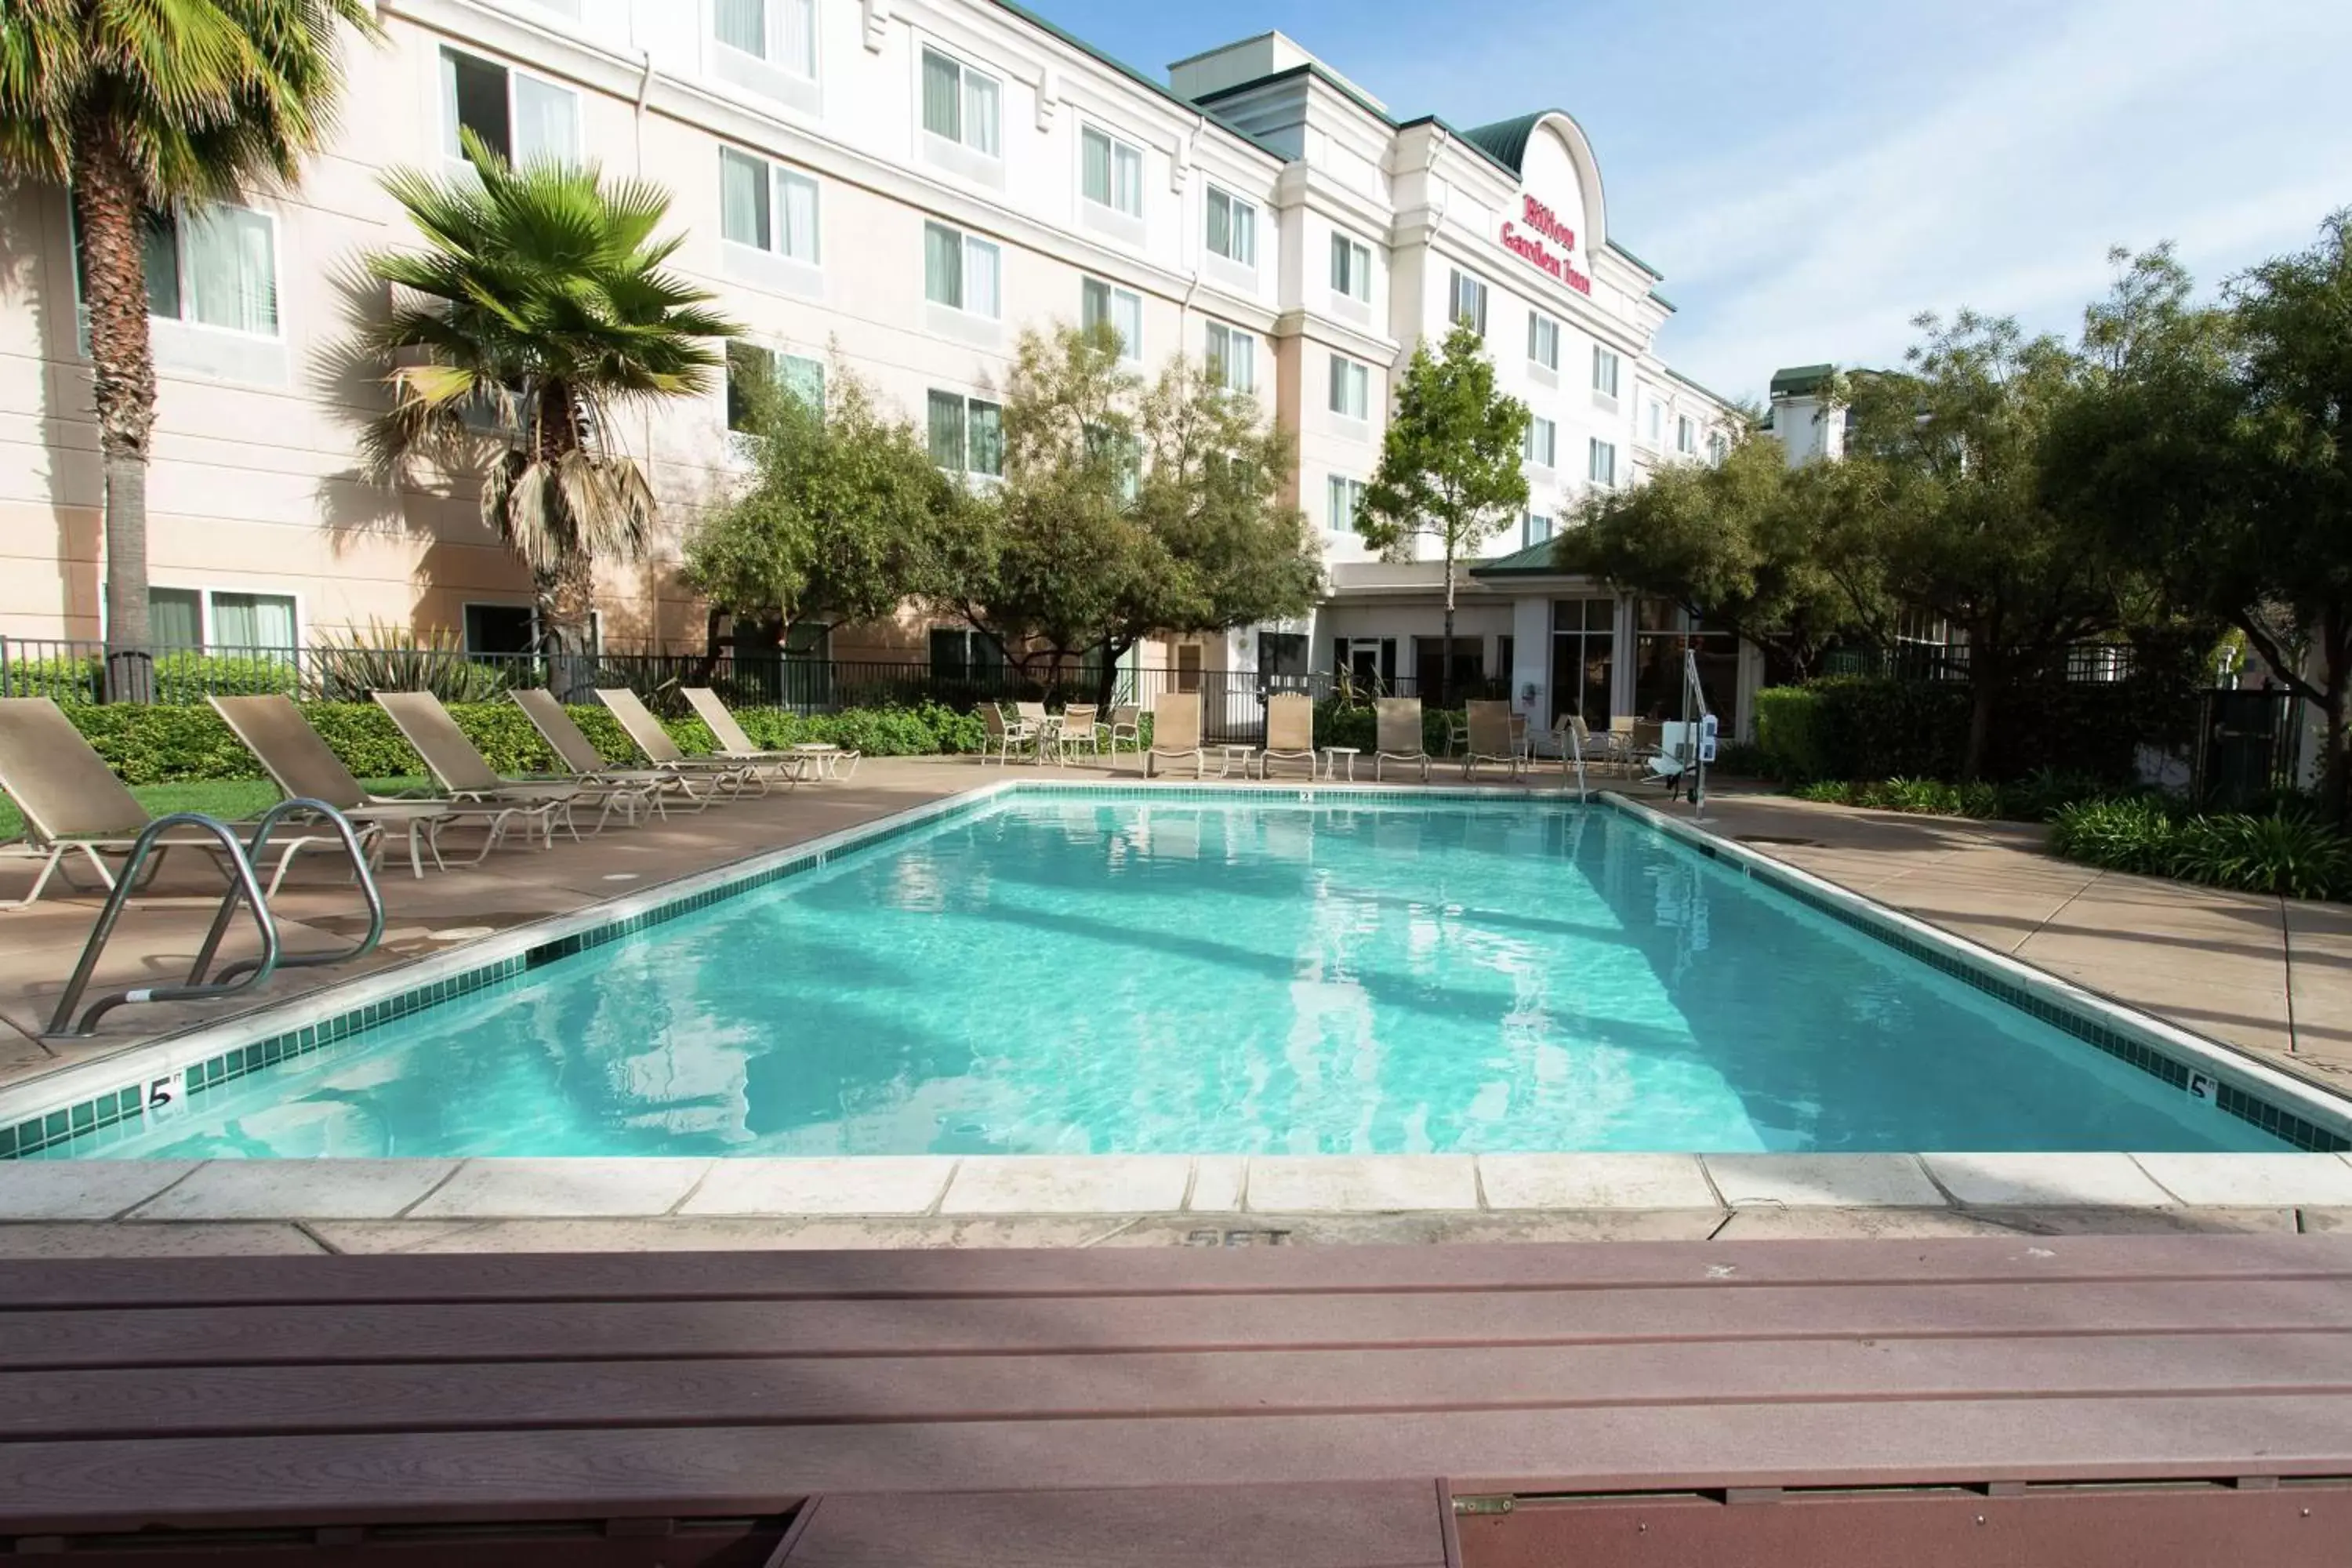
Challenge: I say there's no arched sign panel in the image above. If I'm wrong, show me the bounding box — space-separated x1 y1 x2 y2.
1497 121 1594 296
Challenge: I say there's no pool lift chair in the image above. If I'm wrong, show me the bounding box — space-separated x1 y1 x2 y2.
1641 649 1717 818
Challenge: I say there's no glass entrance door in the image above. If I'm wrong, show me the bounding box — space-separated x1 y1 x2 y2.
1551 598 1615 728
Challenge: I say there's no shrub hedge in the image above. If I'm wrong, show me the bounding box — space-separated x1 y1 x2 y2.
2049 797 2352 902
58 700 995 786
1752 673 2198 785
1312 702 1459 757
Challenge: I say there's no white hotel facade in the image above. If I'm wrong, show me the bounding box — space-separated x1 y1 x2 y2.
0 0 1746 732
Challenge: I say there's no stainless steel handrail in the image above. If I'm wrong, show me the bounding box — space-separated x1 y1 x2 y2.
194 798 386 987
46 815 281 1036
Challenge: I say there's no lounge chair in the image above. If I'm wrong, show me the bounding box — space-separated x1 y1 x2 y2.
1260 692 1316 779
1372 697 1430 782
1104 703 1142 762
1057 703 1101 764
511 690 724 811
0 697 361 907
372 691 618 841
595 688 780 796
1462 699 1527 781
684 687 861 781
208 694 537 877
1145 691 1206 779
979 702 1035 765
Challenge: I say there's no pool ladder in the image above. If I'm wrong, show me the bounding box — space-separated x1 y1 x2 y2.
45 800 386 1037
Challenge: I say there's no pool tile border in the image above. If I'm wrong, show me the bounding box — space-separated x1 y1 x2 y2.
3 778 2347 1162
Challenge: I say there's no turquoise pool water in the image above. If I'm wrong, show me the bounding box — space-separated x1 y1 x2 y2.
58 797 2277 1158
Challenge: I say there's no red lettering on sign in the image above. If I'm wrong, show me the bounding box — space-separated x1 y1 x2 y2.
1499 216 1592 296
1521 194 1577 252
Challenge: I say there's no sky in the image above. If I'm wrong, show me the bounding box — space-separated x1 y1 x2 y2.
1028 0 2352 404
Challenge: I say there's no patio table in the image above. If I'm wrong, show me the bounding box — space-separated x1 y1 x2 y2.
1321 746 1360 782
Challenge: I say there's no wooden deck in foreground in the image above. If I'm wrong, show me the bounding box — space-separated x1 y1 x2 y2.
4 1234 2352 1566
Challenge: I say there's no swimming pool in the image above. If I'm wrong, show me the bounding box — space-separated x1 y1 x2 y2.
32 790 2299 1160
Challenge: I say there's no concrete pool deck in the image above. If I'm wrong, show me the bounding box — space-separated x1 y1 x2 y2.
2 758 2350 1254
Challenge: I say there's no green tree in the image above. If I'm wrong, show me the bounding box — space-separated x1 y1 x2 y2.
1559 432 1875 678
358 136 739 673
681 355 964 653
1356 322 1530 706
0 0 381 699
2053 227 2352 820
948 323 1316 701
1835 310 2125 779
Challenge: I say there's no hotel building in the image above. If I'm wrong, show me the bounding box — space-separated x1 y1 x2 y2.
0 1 1744 731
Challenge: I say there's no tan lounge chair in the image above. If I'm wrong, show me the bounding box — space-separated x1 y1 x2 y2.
511 690 724 811
1462 699 1527 781
979 702 1035 765
595 688 779 796
1104 703 1142 761
0 697 357 907
208 694 528 877
372 691 612 841
684 687 860 782
1145 691 1205 778
1261 692 1316 779
1372 697 1430 782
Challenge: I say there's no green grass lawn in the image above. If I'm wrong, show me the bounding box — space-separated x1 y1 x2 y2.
0 779 432 844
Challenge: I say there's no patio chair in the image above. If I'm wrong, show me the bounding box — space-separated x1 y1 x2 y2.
1145 691 1206 779
684 687 862 782
1104 703 1143 761
0 697 361 908
1260 692 1316 779
1461 700 1528 781
511 690 725 812
979 702 1035 765
1372 697 1430 782
371 691 619 841
209 694 539 877
1057 703 1102 764
594 688 779 797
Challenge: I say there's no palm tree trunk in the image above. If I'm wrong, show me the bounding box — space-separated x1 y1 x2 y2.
73 124 159 704
546 554 598 702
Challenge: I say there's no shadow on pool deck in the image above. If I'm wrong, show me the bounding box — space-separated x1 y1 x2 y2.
0 762 2347 1111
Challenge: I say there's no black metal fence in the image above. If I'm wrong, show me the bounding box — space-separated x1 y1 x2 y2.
2194 688 2308 809
1823 641 2137 684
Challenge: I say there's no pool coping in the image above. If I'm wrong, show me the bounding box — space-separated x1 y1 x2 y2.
3 781 2350 1229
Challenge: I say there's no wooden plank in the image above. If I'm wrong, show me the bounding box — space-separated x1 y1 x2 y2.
6 1396 2352 1534
11 1279 2352 1370
4 1234 2348 1310
6 1334 2350 1441
776 1483 1448 1568
1454 1484 2352 1568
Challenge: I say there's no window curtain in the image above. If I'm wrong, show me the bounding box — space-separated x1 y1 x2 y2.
778 0 816 74
1207 193 1230 258
1112 144 1141 215
211 593 296 652
777 170 818 261
963 238 999 317
921 51 960 139
963 71 998 154
1080 278 1109 334
927 391 966 468
720 149 769 248
924 223 960 307
967 402 1003 477
715 0 765 56
1111 289 1141 358
1228 335 1254 393
782 355 823 408
183 205 276 334
511 74 578 163
1231 200 1254 264
1082 130 1111 206
149 589 202 650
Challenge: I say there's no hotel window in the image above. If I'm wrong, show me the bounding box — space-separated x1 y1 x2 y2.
1522 511 1554 549
927 390 1003 476
1448 269 1488 336
920 47 1000 156
1205 321 1254 394
1677 415 1697 455
1080 277 1142 361
1528 311 1559 371
1592 345 1621 400
1328 354 1368 419
719 148 818 263
928 626 1005 681
1327 475 1364 535
78 202 280 336
1081 126 1144 218
1588 437 1617 486
1646 398 1664 445
1330 232 1371 301
1524 416 1556 468
1206 187 1257 266
1708 430 1729 463
713 0 815 77
726 343 823 431
924 221 1000 317
148 586 297 652
441 48 578 165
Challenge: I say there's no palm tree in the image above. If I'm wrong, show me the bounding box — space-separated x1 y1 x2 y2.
359 136 739 675
0 0 379 699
